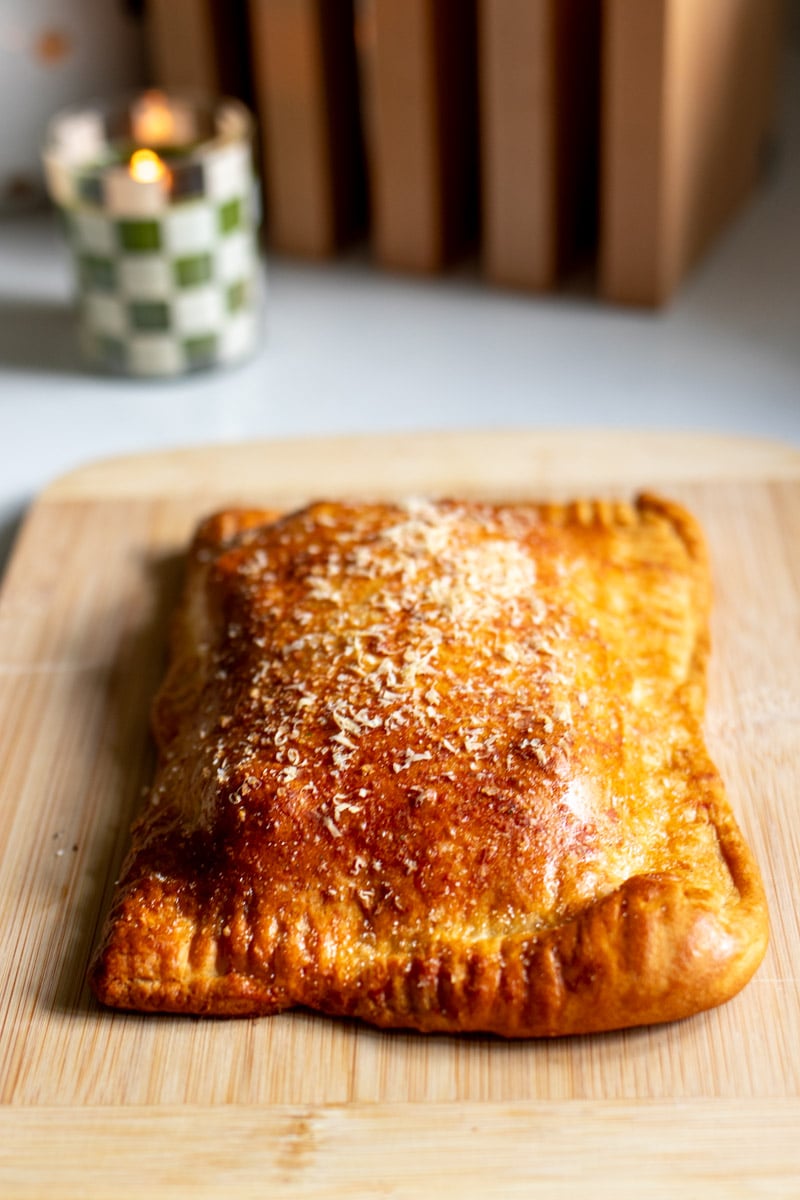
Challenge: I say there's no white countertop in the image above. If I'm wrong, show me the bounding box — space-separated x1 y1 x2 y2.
2 52 799 575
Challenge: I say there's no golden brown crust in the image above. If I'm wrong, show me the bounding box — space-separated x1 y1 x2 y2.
90 495 768 1035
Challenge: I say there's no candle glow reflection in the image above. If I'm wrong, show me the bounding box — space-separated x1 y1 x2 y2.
132 89 176 146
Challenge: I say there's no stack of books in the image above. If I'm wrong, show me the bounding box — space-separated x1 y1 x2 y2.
144 0 783 306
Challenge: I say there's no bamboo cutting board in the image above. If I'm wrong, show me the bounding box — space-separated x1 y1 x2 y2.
1 431 799 1198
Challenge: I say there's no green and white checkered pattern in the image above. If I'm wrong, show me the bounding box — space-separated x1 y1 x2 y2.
45 101 262 377
67 175 260 375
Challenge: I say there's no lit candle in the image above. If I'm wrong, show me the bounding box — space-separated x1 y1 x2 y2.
42 93 263 377
129 149 167 185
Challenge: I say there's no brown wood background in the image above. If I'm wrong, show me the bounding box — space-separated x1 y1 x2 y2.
1 431 798 1195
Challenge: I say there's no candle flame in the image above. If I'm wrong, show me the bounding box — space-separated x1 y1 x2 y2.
129 148 166 184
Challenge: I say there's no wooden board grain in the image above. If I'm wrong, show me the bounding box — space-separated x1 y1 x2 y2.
1 431 798 1196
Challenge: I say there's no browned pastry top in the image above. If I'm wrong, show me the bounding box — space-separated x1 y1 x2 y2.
90 496 768 1035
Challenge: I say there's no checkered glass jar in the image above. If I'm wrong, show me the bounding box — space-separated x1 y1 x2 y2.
43 93 262 376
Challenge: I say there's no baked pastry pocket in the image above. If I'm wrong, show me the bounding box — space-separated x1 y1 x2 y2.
90 495 768 1035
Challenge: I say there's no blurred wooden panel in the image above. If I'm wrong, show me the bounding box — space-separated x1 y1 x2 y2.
145 0 252 102
479 0 599 291
365 0 479 272
249 0 366 256
600 0 783 306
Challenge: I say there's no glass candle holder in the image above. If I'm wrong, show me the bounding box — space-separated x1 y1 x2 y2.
42 91 263 377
